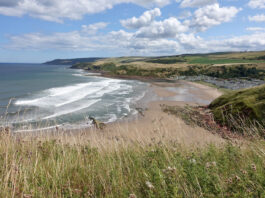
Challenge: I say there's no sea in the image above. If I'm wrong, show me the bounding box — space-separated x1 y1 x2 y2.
0 63 148 132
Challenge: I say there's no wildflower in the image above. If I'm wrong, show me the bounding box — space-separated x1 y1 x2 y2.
86 191 93 196
226 178 233 184
163 166 176 173
190 159 196 164
129 194 137 198
212 161 217 167
251 164 256 171
240 169 247 175
167 166 176 171
145 181 154 189
206 162 211 168
206 161 217 168
235 175 241 182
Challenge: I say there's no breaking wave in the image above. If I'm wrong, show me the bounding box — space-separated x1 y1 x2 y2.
14 76 146 124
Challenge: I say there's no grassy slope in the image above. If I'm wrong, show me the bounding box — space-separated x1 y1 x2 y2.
0 133 264 198
209 84 265 130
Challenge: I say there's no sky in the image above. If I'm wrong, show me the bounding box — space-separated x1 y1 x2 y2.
0 0 264 63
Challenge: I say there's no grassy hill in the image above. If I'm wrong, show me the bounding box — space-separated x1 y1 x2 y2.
209 84 265 133
70 51 265 79
46 51 265 67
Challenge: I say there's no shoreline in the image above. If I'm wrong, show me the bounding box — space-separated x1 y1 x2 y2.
81 69 176 83
78 80 224 147
14 72 225 147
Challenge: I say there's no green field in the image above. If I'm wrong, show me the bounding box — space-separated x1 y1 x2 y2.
186 57 265 64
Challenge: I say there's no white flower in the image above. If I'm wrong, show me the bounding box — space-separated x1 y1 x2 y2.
145 181 154 189
190 159 197 164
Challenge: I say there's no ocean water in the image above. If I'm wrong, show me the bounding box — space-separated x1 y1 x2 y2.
0 63 148 131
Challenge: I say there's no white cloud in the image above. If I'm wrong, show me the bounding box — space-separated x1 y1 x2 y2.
106 28 181 55
246 27 265 31
6 28 182 55
249 14 265 22
133 0 171 7
7 32 94 51
178 0 217 8
189 3 240 32
121 8 161 29
135 17 189 38
176 33 206 50
5 25 265 55
182 33 265 52
248 0 265 9
6 22 111 51
81 22 108 35
218 33 265 50
121 3 240 40
109 25 181 54
3 3 263 56
0 0 171 23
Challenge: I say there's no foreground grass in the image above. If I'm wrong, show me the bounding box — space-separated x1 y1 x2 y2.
0 132 264 198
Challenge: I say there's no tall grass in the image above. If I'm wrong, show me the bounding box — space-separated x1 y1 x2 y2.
1 99 264 197
0 128 264 198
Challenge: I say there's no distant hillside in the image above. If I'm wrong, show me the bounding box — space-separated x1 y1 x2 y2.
45 51 265 66
44 58 104 65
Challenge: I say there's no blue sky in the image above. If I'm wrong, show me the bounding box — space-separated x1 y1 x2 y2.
0 0 264 63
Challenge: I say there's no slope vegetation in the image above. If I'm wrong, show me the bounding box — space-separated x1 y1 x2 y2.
209 84 265 131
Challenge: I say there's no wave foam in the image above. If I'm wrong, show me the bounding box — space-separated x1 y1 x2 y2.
15 79 126 119
13 77 147 123
43 99 100 119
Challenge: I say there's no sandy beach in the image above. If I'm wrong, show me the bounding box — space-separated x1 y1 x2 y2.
86 80 225 148
19 79 227 149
